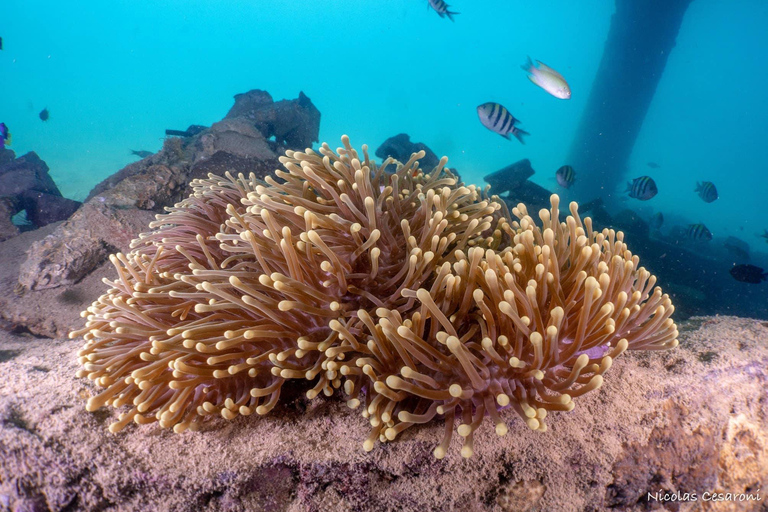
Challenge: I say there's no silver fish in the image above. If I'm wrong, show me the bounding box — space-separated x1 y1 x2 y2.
476 102 528 143
521 57 571 100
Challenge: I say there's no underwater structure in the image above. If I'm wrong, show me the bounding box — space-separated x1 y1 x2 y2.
568 0 694 202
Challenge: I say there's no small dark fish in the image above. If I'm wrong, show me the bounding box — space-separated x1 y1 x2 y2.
428 0 459 21
476 102 528 144
39 108 50 121
647 162 661 169
650 212 664 230
695 181 718 203
555 165 576 188
626 176 658 201
0 122 10 146
729 264 767 284
130 149 153 158
685 223 712 241
0 37 3 51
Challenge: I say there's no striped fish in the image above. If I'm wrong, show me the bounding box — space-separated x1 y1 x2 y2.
477 102 529 143
686 223 713 241
555 165 576 188
626 176 658 201
428 0 459 21
695 181 718 203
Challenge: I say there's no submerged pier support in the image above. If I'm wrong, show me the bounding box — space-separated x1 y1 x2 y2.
568 0 693 203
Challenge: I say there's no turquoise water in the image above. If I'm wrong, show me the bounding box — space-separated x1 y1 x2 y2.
2 0 767 255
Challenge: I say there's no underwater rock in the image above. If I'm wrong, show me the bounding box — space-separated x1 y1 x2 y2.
20 191 81 227
0 198 19 241
0 152 82 239
0 222 109 337
375 133 440 170
17 200 155 291
0 317 766 511
12 88 317 297
483 159 553 215
224 89 321 150
579 197 613 228
612 209 650 239
0 146 14 166
723 236 751 263
188 151 281 184
483 159 535 194
208 117 275 160
0 152 60 197
503 181 553 214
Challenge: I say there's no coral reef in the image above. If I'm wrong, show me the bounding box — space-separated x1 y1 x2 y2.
73 137 678 458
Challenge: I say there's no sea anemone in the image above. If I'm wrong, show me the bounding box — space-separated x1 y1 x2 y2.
72 136 678 457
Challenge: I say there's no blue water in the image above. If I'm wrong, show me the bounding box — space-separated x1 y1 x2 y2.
2 0 768 255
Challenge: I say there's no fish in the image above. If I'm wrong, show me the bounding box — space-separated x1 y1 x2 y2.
39 108 50 121
476 103 528 143
729 264 767 284
650 212 664 230
647 162 661 169
695 181 718 203
0 37 3 51
555 165 576 188
685 223 712 241
428 0 459 21
0 122 10 146
626 176 658 201
521 57 571 100
130 149 153 158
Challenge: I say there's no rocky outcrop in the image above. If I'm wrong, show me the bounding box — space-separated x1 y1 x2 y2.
0 90 321 337
225 90 320 151
0 152 81 242
375 133 440 172
0 316 765 511
14 90 320 294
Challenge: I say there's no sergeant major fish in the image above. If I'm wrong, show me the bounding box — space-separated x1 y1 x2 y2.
626 176 658 201
686 223 713 242
521 57 571 99
695 181 718 203
476 102 529 144
555 165 576 188
428 0 459 21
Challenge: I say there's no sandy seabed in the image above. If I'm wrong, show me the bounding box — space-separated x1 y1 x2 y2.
0 314 766 512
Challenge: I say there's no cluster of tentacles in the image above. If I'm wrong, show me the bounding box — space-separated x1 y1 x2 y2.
73 136 678 458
